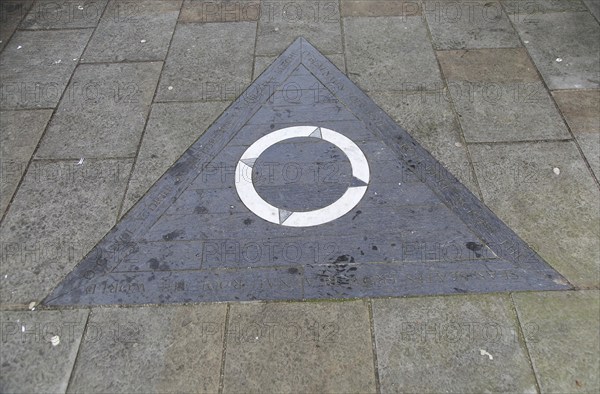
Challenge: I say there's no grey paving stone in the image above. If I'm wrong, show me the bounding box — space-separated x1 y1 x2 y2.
121 101 230 216
0 109 52 215
0 309 88 394
583 0 600 19
0 158 133 305
424 0 521 49
223 301 376 393
510 11 600 90
0 1 32 51
470 141 600 288
341 0 421 17
253 53 345 79
372 295 538 393
20 0 108 29
371 90 480 195
0 29 92 109
438 48 570 142
552 89 600 178
67 304 226 393
35 62 162 159
180 0 260 22
81 0 181 63
155 22 255 102
344 16 443 91
502 0 589 15
513 291 600 394
255 0 342 55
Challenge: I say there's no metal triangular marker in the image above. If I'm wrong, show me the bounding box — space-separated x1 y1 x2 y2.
43 37 570 307
309 127 322 139
241 158 257 168
350 177 368 188
279 209 293 224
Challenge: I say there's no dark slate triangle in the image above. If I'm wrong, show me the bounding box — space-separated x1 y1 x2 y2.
43 37 570 306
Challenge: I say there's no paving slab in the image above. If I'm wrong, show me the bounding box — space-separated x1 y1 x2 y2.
81 0 181 63
510 10 600 90
341 0 421 17
0 158 133 305
253 53 345 79
583 0 600 19
0 1 32 51
155 22 255 102
371 90 480 194
513 291 600 393
424 0 521 49
255 0 342 55
438 48 571 142
502 0 589 15
372 294 538 393
121 101 230 215
0 109 52 215
180 0 260 22
222 301 376 393
20 0 108 29
344 16 443 91
67 304 226 393
470 141 600 288
35 62 162 159
552 89 600 178
0 309 88 394
0 29 92 109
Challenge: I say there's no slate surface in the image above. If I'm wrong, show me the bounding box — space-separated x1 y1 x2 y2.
43 38 570 306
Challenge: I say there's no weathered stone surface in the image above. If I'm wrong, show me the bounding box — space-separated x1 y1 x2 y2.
344 16 443 91
255 0 342 55
424 0 520 49
553 89 600 178
341 0 421 17
438 48 570 142
180 0 259 22
0 29 92 109
0 309 88 393
0 159 133 305
470 141 600 288
0 109 52 215
68 304 227 393
513 291 600 394
81 0 181 62
373 294 538 393
155 22 255 102
35 62 162 159
510 10 600 89
0 0 32 51
222 301 376 393
121 101 230 215
20 0 108 29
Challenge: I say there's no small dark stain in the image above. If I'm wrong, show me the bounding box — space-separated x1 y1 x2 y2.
466 242 484 257
194 206 208 214
371 245 378 251
243 218 253 225
453 287 468 293
149 258 159 269
332 255 355 264
288 267 299 274
163 230 183 241
351 210 362 220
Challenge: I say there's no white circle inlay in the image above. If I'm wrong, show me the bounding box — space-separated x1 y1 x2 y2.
235 126 370 227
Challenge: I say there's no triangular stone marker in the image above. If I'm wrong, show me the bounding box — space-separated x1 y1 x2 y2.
44 38 570 306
